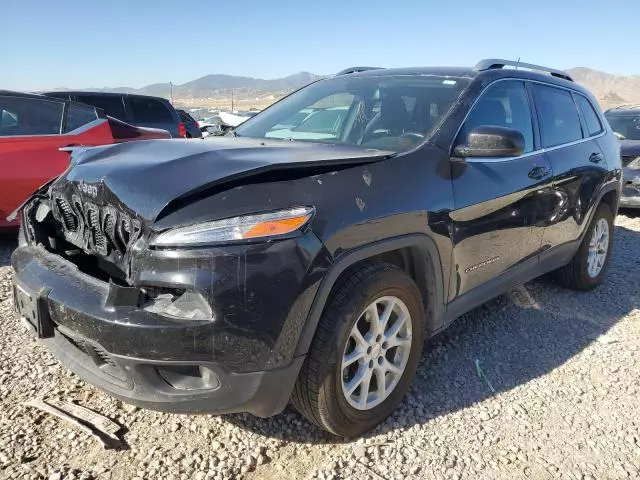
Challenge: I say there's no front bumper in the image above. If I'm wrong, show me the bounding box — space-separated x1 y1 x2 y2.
35 323 304 416
11 235 328 416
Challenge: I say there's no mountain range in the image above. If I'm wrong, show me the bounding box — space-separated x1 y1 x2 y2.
567 68 640 109
47 67 640 110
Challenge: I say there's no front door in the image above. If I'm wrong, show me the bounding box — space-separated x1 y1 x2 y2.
450 80 553 297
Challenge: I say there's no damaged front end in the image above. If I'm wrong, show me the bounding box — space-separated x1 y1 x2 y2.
12 172 329 417
11 134 392 416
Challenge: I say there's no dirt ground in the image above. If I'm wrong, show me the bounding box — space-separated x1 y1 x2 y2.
0 214 639 480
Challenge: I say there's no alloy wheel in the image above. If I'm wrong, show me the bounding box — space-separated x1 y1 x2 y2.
340 296 412 410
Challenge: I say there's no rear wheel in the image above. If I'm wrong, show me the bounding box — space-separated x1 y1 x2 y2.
555 202 614 290
291 263 425 437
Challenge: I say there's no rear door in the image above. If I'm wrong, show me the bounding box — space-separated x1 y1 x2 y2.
531 84 609 250
127 96 178 137
450 80 554 296
0 97 114 228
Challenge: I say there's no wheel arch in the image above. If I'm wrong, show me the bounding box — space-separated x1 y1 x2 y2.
294 234 446 357
599 187 619 214
582 180 620 242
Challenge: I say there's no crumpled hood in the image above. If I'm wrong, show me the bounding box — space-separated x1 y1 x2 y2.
61 137 393 222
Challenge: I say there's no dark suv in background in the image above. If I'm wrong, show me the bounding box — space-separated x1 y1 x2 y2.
13 59 621 437
43 91 187 138
605 105 640 208
176 109 202 138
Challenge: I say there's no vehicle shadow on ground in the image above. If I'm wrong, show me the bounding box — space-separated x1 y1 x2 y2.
0 234 18 267
225 224 640 443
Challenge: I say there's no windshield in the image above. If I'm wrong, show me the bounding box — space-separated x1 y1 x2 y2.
606 114 640 140
235 74 470 153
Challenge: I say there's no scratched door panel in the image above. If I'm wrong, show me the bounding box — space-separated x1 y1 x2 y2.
451 155 551 295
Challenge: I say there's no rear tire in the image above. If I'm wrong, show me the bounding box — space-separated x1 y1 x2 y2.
291 262 425 437
555 202 614 290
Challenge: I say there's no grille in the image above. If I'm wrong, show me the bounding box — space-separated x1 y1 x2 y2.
53 194 142 258
102 211 119 251
118 216 131 246
86 205 107 255
55 198 78 231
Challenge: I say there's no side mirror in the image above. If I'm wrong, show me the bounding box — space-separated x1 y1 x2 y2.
453 125 525 159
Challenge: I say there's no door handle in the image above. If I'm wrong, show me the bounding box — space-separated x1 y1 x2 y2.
528 166 550 181
589 152 603 164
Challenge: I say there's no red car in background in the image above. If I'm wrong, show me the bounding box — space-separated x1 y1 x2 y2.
1 90 170 230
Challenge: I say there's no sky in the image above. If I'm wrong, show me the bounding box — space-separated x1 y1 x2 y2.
1 0 638 90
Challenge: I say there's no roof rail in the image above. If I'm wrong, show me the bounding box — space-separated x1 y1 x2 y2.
474 58 573 82
335 66 384 76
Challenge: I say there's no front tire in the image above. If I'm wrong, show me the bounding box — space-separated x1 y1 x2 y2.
291 262 425 437
555 202 614 290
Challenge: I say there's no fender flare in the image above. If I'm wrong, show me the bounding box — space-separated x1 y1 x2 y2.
579 178 621 242
595 179 620 212
293 233 446 357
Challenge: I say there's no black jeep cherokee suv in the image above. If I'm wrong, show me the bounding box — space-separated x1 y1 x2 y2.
11 59 621 437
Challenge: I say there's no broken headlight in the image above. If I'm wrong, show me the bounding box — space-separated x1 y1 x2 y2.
151 207 314 247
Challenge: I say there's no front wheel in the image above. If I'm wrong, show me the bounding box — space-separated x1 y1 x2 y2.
555 202 614 290
291 263 425 437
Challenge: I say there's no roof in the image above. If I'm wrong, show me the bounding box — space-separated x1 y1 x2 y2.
0 89 66 101
41 90 171 101
333 62 591 97
340 66 477 79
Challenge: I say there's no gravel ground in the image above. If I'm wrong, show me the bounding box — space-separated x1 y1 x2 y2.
1 214 639 480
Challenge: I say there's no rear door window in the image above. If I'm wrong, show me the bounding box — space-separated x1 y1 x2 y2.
574 94 603 137
64 104 99 133
129 97 174 123
0 96 63 136
532 84 583 147
76 95 127 121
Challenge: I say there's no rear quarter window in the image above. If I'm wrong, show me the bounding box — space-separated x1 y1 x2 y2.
574 94 603 136
64 104 99 133
129 97 174 123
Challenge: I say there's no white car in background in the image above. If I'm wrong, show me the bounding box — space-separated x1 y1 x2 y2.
200 111 260 137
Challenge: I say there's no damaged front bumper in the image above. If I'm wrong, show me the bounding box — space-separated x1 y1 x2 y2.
11 232 329 417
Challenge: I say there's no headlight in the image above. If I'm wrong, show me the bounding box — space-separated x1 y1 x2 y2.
151 206 314 247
